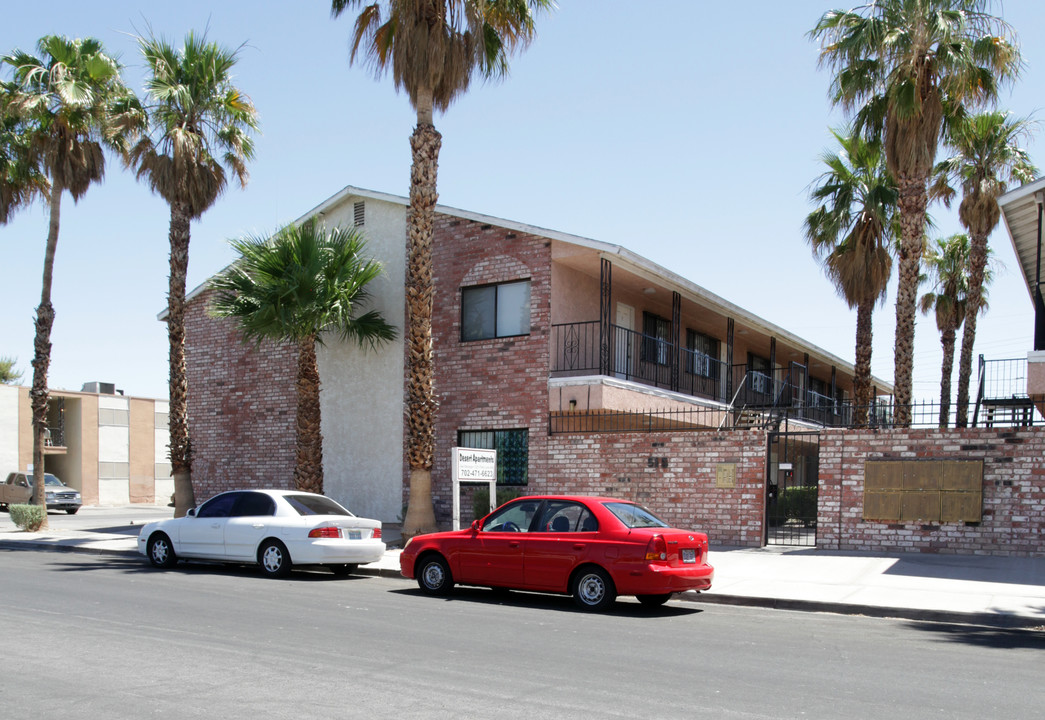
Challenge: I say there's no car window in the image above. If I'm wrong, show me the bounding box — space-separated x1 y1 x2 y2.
604 502 669 529
283 494 352 516
482 500 539 532
536 501 596 533
197 493 239 518
232 492 276 517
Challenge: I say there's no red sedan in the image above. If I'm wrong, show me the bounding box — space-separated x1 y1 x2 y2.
400 495 714 611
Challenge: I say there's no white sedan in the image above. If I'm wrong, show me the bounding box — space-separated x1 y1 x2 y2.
137 489 385 578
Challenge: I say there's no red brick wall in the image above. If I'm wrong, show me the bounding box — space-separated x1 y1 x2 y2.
544 431 768 546
427 215 552 522
818 426 1045 556
185 288 297 501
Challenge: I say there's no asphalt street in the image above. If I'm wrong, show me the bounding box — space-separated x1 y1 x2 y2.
2 550 1043 720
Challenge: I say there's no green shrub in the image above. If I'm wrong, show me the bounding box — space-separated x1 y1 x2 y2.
779 486 818 527
472 486 522 521
10 504 46 532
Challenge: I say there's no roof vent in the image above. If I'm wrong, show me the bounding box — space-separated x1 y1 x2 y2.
353 201 365 227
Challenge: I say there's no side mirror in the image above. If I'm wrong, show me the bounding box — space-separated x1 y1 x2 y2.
470 518 482 533
187 507 198 518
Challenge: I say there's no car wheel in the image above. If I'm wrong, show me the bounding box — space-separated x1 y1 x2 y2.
636 593 673 607
328 563 358 577
258 540 292 578
66 508 79 515
572 566 616 611
417 554 453 595
147 533 178 569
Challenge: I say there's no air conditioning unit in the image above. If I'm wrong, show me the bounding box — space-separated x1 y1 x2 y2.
82 382 116 395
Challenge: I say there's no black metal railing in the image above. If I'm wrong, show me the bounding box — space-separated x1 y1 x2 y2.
972 355 1037 427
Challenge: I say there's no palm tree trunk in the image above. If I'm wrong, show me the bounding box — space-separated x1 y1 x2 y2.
294 335 324 494
168 201 196 517
853 298 874 426
938 326 957 428
28 183 62 529
892 173 928 427
402 89 440 538
954 231 988 427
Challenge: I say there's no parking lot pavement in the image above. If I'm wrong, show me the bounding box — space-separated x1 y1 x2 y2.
2 505 1043 628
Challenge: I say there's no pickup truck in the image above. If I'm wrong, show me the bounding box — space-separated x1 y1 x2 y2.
0 472 82 514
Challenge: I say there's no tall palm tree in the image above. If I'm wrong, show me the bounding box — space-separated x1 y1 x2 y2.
130 32 258 517
209 219 397 494
805 129 896 425
811 0 1020 425
918 233 983 427
3 36 142 523
331 0 552 536
931 110 1036 426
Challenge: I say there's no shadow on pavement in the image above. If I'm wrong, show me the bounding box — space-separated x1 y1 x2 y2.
388 585 704 618
904 620 1045 648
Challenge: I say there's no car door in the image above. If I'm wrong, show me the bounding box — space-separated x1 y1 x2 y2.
178 492 239 558
523 501 599 591
223 492 276 561
455 499 538 587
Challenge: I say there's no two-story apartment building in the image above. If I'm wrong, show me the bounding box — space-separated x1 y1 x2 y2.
180 185 888 525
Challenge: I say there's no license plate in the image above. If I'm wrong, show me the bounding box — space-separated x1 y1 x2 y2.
347 530 362 540
681 548 696 564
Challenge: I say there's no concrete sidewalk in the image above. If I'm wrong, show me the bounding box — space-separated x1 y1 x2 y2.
2 506 1042 629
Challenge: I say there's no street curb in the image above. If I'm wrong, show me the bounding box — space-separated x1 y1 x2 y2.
4 539 1042 630
681 591 1045 630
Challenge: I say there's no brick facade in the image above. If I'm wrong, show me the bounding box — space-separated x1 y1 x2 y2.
817 426 1045 556
185 288 297 499
427 214 552 521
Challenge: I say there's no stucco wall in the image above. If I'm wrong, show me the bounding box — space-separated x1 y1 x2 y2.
0 384 18 473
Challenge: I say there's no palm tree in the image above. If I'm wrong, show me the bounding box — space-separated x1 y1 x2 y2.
811 0 1020 425
805 129 896 425
931 110 1036 426
130 32 258 517
0 92 48 223
0 356 23 384
3 36 142 523
331 0 552 536
209 219 397 494
918 233 987 427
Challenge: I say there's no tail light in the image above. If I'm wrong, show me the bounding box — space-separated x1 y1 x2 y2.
372 528 382 539
644 534 668 563
309 526 341 539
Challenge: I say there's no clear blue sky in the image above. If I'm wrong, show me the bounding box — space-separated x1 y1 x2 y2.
1 1 1041 400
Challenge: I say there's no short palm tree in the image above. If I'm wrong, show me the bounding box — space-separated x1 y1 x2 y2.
130 31 258 516
209 220 397 495
3 36 142 521
918 233 989 427
811 0 1020 425
805 129 896 425
931 110 1036 426
332 0 551 536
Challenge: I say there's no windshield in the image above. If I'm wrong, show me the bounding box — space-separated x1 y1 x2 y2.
27 474 63 487
604 502 669 529
284 493 352 517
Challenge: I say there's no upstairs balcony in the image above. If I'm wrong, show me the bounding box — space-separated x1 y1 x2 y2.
550 320 853 427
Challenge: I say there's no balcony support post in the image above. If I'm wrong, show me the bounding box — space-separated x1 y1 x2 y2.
600 258 612 376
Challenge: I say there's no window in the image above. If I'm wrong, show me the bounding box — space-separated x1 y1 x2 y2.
481 498 540 532
605 502 669 529
641 312 671 365
99 408 129 426
461 280 531 341
686 330 720 378
197 492 238 518
99 462 129 480
536 501 597 533
285 493 352 516
458 429 528 486
231 492 276 517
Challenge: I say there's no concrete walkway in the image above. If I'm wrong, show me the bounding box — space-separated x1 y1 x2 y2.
2 505 1042 629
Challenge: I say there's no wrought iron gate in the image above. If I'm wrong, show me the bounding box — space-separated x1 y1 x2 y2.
766 431 820 547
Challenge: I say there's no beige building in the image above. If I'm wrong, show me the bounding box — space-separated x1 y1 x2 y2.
0 382 170 506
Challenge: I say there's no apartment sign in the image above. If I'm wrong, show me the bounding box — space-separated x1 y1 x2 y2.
453 447 497 481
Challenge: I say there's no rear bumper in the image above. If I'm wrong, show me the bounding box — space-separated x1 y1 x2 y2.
287 538 386 566
616 562 714 595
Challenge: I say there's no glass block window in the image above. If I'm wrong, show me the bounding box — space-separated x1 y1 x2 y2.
457 429 529 486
